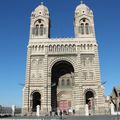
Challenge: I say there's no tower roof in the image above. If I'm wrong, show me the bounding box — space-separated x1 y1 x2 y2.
32 2 49 17
75 1 93 16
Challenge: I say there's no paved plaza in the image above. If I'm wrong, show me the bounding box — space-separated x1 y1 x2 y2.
0 115 120 120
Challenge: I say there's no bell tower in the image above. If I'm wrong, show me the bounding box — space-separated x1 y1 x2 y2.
74 1 95 37
30 2 50 39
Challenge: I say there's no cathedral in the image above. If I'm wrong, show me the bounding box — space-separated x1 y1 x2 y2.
23 1 106 115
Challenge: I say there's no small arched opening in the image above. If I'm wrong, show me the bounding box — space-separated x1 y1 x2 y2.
85 90 95 111
81 23 84 34
85 23 89 34
40 24 44 36
32 92 41 112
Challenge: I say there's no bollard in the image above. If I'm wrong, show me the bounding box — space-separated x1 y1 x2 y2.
85 104 89 116
110 103 115 115
12 105 16 116
36 105 40 117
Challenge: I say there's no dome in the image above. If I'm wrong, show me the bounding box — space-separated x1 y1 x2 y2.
75 2 93 16
32 2 49 18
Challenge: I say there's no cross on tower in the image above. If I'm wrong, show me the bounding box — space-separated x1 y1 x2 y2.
80 0 83 4
41 2 44 5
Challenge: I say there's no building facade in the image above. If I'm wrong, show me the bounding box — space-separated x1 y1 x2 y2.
111 86 120 112
23 2 105 115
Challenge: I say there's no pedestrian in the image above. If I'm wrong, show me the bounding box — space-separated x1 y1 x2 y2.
50 111 52 116
59 110 62 119
73 109 75 116
54 111 58 116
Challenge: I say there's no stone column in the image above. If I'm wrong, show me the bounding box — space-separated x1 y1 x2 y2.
71 46 82 115
43 45 51 113
47 72 52 112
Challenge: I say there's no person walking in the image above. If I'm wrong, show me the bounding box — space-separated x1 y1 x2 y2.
59 110 62 119
73 109 75 116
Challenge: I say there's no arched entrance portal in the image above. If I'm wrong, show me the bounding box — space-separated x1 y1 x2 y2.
51 60 74 112
32 92 41 112
85 91 94 112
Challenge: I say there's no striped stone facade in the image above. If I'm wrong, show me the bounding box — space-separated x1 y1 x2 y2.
23 2 106 115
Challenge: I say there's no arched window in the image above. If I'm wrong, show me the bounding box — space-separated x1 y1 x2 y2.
40 24 44 36
33 19 46 36
85 23 89 34
81 23 84 34
61 79 64 86
79 18 91 35
49 45 52 52
35 25 39 36
67 79 70 86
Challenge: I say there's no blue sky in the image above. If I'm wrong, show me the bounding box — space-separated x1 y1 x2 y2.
0 0 120 107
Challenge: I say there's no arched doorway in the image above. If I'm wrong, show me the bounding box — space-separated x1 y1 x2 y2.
85 91 94 113
51 60 74 112
32 92 41 112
